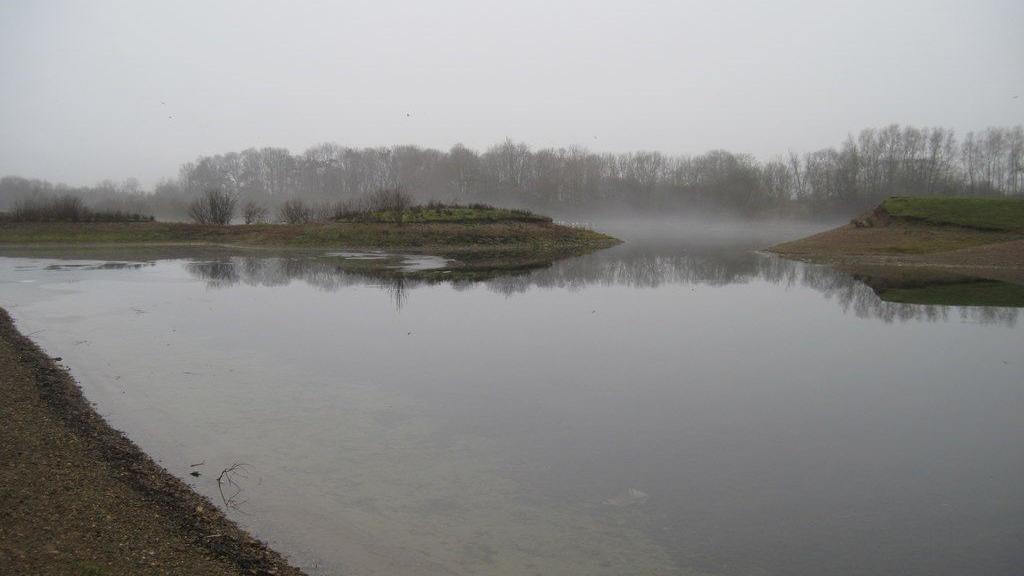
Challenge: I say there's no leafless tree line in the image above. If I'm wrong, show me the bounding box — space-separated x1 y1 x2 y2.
273 187 413 224
2 193 152 222
179 185 416 225
2 125 1021 220
787 125 1024 213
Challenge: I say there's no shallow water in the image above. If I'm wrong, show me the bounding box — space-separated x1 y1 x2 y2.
2 225 1022 576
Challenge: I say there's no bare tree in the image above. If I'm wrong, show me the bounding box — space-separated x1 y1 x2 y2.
242 200 268 224
186 197 210 224
11 123 1024 223
187 188 236 224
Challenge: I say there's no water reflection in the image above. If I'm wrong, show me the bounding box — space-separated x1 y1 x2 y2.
178 247 1021 326
185 256 414 309
2 235 1022 576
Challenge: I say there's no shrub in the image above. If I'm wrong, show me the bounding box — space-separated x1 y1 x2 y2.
309 200 338 223
5 194 152 222
187 189 236 225
278 198 312 224
242 201 269 224
366 187 413 224
330 198 369 222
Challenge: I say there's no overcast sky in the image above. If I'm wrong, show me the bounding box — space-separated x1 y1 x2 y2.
1 0 1021 186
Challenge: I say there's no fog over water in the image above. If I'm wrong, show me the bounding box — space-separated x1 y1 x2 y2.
2 223 1021 575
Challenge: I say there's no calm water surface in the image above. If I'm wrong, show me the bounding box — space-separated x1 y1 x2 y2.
2 223 1022 576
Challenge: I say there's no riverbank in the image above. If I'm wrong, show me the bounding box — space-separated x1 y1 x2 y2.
770 197 1024 286
0 219 620 269
0 308 304 576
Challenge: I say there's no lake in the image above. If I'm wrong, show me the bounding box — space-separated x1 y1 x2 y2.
2 221 1022 576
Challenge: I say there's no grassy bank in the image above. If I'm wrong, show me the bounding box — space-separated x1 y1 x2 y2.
0 216 620 268
882 196 1024 232
772 197 1024 256
0 308 304 576
770 196 1024 291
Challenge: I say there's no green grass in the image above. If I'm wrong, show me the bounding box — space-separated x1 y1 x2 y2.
880 280 1024 307
883 196 1024 232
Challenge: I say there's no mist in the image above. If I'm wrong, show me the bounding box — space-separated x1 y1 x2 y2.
4 4 1024 576
2 124 1021 222
2 0 1022 188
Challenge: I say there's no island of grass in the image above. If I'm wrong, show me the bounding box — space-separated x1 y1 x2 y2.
771 196 1024 305
0 202 620 272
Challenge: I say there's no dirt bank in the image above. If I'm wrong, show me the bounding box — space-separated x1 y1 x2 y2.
770 203 1024 285
0 308 305 576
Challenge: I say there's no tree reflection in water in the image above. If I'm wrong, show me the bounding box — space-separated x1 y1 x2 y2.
180 247 1020 326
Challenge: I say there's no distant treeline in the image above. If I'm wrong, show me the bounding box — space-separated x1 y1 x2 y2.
0 193 153 223
2 124 1021 220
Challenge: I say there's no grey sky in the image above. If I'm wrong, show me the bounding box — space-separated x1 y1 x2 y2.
1 0 1021 187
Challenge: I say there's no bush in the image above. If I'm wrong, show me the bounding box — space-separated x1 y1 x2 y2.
309 200 338 223
242 201 269 224
5 194 152 222
366 187 413 224
187 189 236 225
278 198 312 224
329 198 367 222
326 193 549 224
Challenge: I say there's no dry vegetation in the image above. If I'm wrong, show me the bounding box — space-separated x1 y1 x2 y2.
0 204 618 268
0 186 613 262
0 194 152 223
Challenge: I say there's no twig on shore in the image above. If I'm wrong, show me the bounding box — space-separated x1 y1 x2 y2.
216 462 250 511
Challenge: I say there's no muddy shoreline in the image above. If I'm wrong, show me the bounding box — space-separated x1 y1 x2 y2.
770 223 1024 285
0 307 306 575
